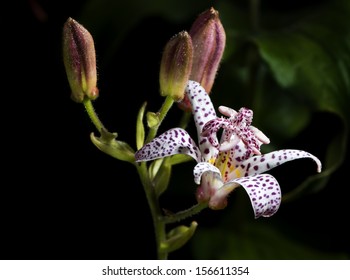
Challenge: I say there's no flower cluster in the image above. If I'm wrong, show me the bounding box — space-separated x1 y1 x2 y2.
63 6 323 259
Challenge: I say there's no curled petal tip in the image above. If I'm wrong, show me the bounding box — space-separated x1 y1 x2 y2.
229 175 282 218
218 105 237 117
316 158 322 173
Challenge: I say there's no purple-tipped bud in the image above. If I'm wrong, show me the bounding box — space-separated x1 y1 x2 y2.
63 17 98 103
179 7 226 111
159 31 193 101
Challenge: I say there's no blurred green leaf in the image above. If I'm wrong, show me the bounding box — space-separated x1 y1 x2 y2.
254 0 350 115
250 0 350 198
193 222 348 259
255 32 349 115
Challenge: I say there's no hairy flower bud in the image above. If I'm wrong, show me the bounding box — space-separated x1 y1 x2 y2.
179 7 226 111
159 31 193 101
63 17 98 103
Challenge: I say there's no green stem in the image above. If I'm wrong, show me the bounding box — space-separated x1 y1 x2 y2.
83 98 106 133
162 203 207 224
136 97 200 259
145 96 174 143
137 162 168 259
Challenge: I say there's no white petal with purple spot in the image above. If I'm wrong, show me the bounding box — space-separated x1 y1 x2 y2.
186 80 217 134
231 149 322 178
231 174 281 218
186 80 218 162
135 128 201 162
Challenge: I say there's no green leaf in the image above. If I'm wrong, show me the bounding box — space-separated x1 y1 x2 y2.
136 102 147 150
149 158 172 197
253 0 350 116
255 31 349 115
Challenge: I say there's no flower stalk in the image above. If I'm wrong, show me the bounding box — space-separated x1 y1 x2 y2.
136 162 168 259
83 98 106 134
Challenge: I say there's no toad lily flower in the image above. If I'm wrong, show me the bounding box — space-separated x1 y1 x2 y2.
135 81 322 218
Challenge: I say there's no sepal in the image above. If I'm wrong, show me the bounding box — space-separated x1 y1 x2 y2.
160 221 198 253
90 128 135 163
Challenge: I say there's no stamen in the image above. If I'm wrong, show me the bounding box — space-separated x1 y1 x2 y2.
202 106 268 161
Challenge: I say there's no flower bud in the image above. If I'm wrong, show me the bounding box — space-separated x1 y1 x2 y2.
63 17 98 103
159 31 193 101
179 7 226 111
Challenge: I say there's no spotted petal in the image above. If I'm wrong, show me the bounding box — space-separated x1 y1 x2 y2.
185 80 218 162
227 149 322 180
186 80 217 135
135 128 201 162
211 174 281 218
